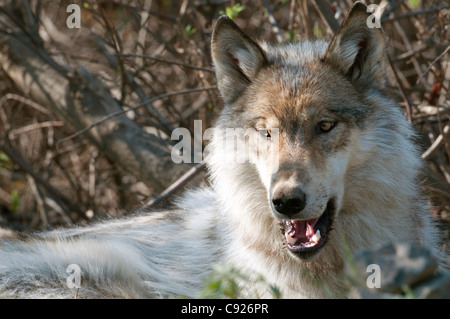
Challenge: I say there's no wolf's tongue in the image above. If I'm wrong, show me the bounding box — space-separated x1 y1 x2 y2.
284 218 319 239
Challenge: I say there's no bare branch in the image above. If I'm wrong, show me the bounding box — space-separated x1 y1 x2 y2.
416 45 450 86
312 0 340 34
262 0 284 43
0 3 193 192
387 54 414 123
422 124 450 161
55 86 217 146
115 53 215 73
0 142 82 220
382 4 449 23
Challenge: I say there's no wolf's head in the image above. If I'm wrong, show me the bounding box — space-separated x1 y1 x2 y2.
209 2 421 264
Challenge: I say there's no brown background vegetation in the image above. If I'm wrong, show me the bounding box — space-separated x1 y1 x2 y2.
0 0 448 255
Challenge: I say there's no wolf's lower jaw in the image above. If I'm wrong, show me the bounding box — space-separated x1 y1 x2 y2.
279 199 336 258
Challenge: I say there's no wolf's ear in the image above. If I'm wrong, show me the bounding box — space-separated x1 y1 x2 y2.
322 2 387 89
211 16 268 105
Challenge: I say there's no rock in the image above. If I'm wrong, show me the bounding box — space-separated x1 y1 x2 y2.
348 287 400 299
346 242 449 298
0 227 16 239
413 271 450 299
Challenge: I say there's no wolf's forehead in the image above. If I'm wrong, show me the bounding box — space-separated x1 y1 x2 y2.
257 40 333 96
261 40 328 66
243 40 365 124
247 58 366 125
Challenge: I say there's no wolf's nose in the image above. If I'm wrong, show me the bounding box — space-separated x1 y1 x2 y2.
271 187 307 218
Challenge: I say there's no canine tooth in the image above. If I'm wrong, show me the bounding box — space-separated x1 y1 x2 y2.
285 233 297 245
311 230 321 243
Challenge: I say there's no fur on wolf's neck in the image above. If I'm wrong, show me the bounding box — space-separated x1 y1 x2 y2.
338 91 440 256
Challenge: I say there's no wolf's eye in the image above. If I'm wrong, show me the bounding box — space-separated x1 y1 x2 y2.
257 128 271 139
318 121 336 133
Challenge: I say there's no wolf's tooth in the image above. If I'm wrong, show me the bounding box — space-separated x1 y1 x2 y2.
285 233 297 245
311 230 321 243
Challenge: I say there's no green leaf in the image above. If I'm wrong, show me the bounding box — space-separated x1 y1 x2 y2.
408 0 421 9
219 4 245 20
183 25 197 38
10 190 19 213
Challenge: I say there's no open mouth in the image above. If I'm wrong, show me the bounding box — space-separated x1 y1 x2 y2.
279 199 335 258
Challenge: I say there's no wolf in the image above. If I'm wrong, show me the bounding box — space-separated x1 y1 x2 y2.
0 2 445 298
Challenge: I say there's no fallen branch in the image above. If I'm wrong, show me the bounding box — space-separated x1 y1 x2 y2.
145 157 208 207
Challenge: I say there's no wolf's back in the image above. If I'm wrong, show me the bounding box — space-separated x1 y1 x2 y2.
0 188 221 298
